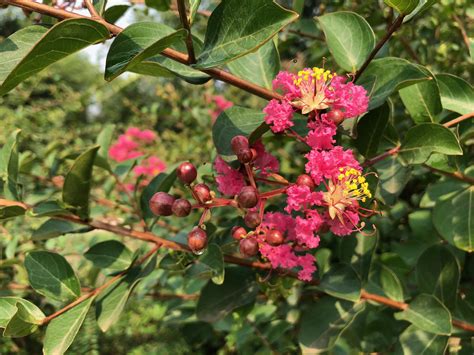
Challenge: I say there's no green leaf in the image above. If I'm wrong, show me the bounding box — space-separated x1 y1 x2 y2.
195 0 298 69
405 0 437 21
197 244 225 285
374 156 411 205
396 325 448 354
28 200 71 218
189 0 202 24
357 58 429 110
62 146 99 219
338 234 378 284
0 206 25 220
197 267 258 322
103 5 130 24
93 0 107 16
318 264 361 302
140 170 177 221
384 0 419 14
399 78 442 123
227 39 280 89
85 240 133 272
43 296 95 355
435 74 474 115
145 0 170 11
0 129 21 200
433 186 474 252
96 124 115 163
3 302 45 337
24 251 81 302
317 11 375 72
394 294 452 335
32 219 86 241
105 22 186 81
416 245 460 309
212 106 265 155
354 101 391 157
399 123 463 165
379 263 405 302
0 20 109 95
299 298 366 352
96 256 156 332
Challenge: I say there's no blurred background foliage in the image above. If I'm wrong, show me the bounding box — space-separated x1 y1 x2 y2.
0 0 473 353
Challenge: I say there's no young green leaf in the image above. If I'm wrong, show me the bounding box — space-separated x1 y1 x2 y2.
195 0 298 68
435 74 474 115
84 240 133 272
317 11 375 72
384 0 419 15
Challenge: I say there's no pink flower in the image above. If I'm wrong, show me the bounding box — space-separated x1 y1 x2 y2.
297 254 317 281
263 99 294 133
125 127 141 138
109 135 143 162
306 117 337 150
138 129 157 142
325 76 369 118
252 141 279 176
294 211 322 248
214 156 246 196
210 95 233 121
262 212 296 240
272 71 300 99
133 156 166 177
305 146 361 184
285 185 323 213
325 210 360 236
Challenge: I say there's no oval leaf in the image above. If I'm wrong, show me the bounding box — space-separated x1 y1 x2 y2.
399 78 443 123
317 264 361 302
84 240 133 271
436 74 474 115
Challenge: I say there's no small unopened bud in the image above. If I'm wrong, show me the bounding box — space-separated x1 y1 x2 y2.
172 199 192 217
237 186 258 208
188 227 207 253
326 109 345 126
193 183 212 203
244 211 261 229
177 162 197 184
296 174 315 190
149 192 175 216
239 238 259 257
265 229 284 246
237 149 253 164
231 135 249 155
231 226 247 240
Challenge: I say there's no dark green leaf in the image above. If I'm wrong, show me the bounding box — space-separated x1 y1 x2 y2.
197 244 225 285
394 294 452 335
28 200 71 218
396 325 448 354
227 39 280 89
195 0 298 68
355 101 391 157
85 240 133 271
105 22 186 81
317 11 375 72
338 234 377 284
0 20 109 95
43 296 95 355
399 123 462 165
145 0 170 11
399 78 442 123
62 146 99 219
0 206 25 220
0 129 21 200
24 251 81 302
318 264 361 302
436 74 474 115
103 5 130 24
379 262 405 302
197 267 258 322
32 219 86 241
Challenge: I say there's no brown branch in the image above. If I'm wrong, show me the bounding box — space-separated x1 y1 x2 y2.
354 15 405 81
83 0 99 18
176 0 196 63
443 112 474 128
424 166 474 185
361 145 401 167
3 0 282 101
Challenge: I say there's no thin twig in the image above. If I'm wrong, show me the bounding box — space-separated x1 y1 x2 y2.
452 14 471 53
83 0 99 18
176 0 196 63
443 111 474 128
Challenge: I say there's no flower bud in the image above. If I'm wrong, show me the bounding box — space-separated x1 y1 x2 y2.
237 148 253 164
231 135 249 155
296 174 315 190
244 211 261 229
239 238 259 257
265 229 284 246
237 186 258 208
231 226 247 240
149 192 175 216
188 227 207 253
193 183 212 203
326 109 345 126
172 198 192 217
177 162 197 184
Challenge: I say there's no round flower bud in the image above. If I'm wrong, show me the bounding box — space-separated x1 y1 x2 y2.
237 149 253 164
239 238 259 257
244 211 261 229
231 135 249 155
188 227 207 253
231 226 247 240
265 229 284 246
193 183 212 203
177 162 197 184
296 174 315 190
149 192 175 216
237 186 258 208
172 198 192 217
326 109 345 126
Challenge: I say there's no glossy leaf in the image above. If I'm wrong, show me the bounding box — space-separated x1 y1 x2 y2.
299 298 365 352
433 187 474 252
318 264 361 302
105 22 186 81
32 219 86 241
103 5 130 24
435 74 474 115
227 39 280 89
379 263 405 302
384 0 418 14
84 240 133 272
0 298 45 337
317 11 375 72
399 123 462 165
357 58 429 110
399 79 442 123
43 296 95 355
0 20 109 95
396 325 448 354
394 294 452 335
62 146 99 219
195 0 298 69
24 251 81 302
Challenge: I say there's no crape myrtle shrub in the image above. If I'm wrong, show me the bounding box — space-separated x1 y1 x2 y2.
0 0 473 354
